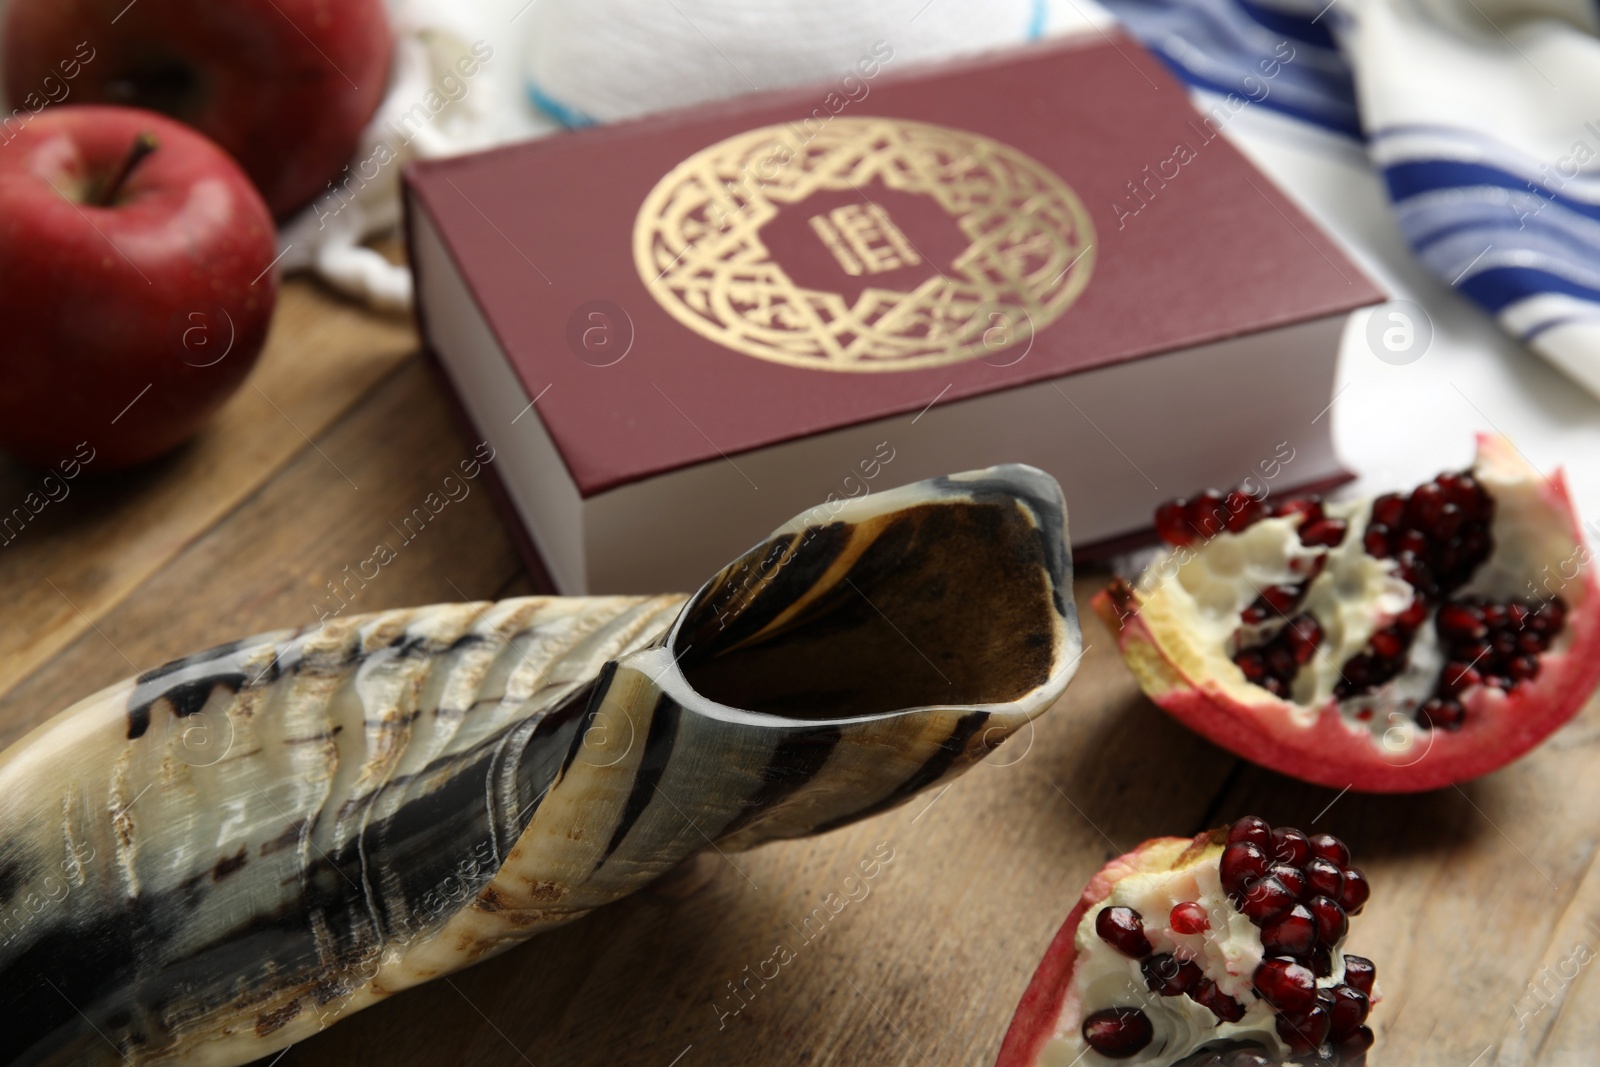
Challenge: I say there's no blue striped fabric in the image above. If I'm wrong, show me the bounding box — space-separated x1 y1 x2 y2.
1094 0 1600 372
1373 125 1600 341
1097 0 1361 137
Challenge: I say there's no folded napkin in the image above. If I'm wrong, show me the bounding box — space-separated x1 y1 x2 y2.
1100 0 1600 397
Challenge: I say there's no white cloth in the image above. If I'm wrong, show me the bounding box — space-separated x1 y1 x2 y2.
1347 0 1600 399
276 0 555 310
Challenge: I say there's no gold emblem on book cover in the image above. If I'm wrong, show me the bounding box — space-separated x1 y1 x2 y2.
633 118 1095 373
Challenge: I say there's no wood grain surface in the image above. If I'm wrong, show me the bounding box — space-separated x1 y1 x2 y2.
1 279 1595 1067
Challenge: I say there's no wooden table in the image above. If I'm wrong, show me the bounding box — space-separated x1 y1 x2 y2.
2 279 1595 1067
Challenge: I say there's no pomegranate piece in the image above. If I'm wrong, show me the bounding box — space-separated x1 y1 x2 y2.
1276 1004 1332 1052
1271 827 1311 867
1239 876 1298 925
1260 905 1317 957
1142 953 1203 996
1254 957 1318 1012
1225 815 1272 849
997 818 1381 1067
1328 984 1371 1040
1190 977 1246 1023
1170 900 1211 934
1219 842 1270 897
1342 955 1376 996
1095 906 1153 959
1081 1007 1153 1058
1309 895 1349 944
1098 435 1600 792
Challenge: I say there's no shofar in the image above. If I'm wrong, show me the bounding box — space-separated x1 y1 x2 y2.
0 465 1080 1065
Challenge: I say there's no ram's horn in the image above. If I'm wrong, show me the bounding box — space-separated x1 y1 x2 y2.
0 464 1079 1066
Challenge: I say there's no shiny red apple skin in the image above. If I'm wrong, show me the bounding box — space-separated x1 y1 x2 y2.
4 0 392 219
0 105 277 470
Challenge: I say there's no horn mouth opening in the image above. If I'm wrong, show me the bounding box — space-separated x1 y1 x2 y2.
663 466 1078 724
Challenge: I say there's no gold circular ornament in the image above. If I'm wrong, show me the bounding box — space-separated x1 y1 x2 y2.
633 118 1095 373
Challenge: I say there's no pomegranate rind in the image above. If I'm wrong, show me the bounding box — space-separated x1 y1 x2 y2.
995 834 1217 1067
1095 435 1600 793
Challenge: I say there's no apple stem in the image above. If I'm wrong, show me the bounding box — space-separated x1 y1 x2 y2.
96 132 159 206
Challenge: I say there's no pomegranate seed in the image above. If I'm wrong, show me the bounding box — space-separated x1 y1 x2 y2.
1510 655 1541 682
1220 842 1270 896
1265 644 1296 681
1334 1025 1376 1066
1190 490 1228 540
1419 698 1465 731
1397 551 1435 597
1240 876 1298 925
1142 953 1203 995
1277 1005 1331 1053
1484 674 1513 692
1261 675 1289 698
1154 499 1193 546
1436 602 1485 641
1305 857 1346 899
1224 490 1266 532
1341 954 1376 995
1273 496 1323 523
1398 598 1429 628
1338 870 1371 915
1095 906 1152 958
1406 482 1445 528
1492 631 1518 657
1284 615 1323 665
1308 833 1351 866
1368 626 1404 659
1235 650 1268 681
1518 630 1547 654
1362 523 1392 557
1254 957 1318 1012
1533 597 1567 633
1435 502 1465 540
1081 1007 1153 1058
1398 528 1429 556
1227 815 1273 849
1264 584 1302 613
1438 471 1476 509
1328 984 1370 1040
1439 662 1482 696
1261 904 1317 957
1371 493 1405 528
1271 827 1311 867
1308 945 1333 978
1300 517 1348 547
1170 900 1211 935
1190 977 1246 1022
1268 863 1308 899
1309 895 1348 944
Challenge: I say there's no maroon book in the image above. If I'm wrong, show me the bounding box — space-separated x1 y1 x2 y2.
405 31 1383 595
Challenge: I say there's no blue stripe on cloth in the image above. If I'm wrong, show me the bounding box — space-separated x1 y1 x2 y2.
1459 265 1600 314
1234 0 1337 48
1029 0 1048 38
525 79 597 129
1384 160 1600 224
1100 0 1361 137
1166 61 1364 137
1522 313 1600 343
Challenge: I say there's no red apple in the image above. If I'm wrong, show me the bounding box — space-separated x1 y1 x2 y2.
3 0 392 219
0 105 278 469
